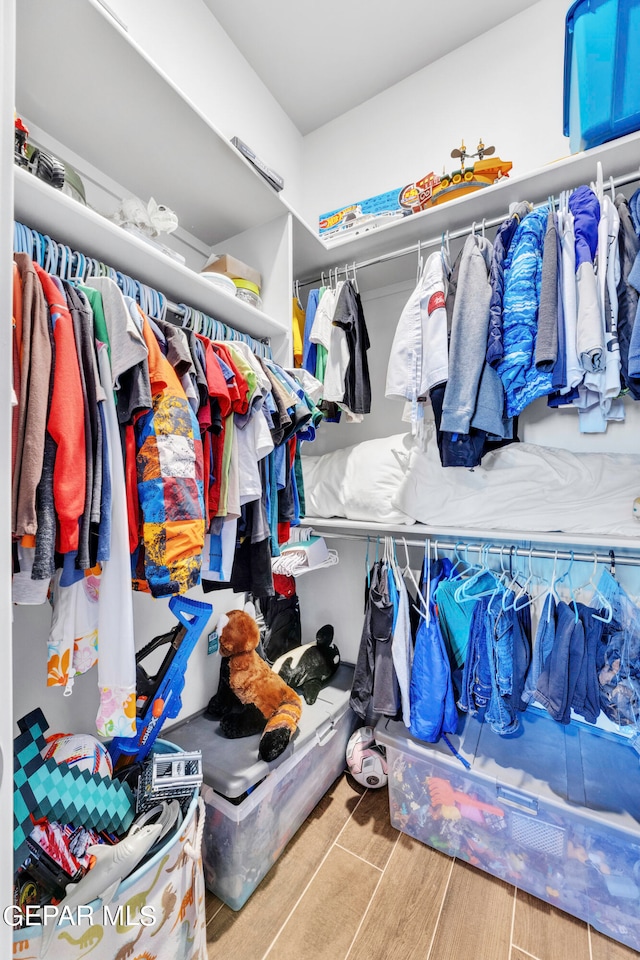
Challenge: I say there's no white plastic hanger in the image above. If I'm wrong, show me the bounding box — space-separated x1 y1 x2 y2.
575 553 613 624
457 543 501 602
400 537 430 622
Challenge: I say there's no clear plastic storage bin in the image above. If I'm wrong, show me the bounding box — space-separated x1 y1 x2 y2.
376 709 640 953
564 0 640 151
167 665 357 910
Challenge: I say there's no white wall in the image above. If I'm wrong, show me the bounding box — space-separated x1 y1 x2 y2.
305 280 416 458
301 0 570 226
12 583 248 740
104 0 305 213
2 0 17 950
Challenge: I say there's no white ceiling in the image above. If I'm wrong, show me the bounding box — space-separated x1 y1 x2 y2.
201 0 541 134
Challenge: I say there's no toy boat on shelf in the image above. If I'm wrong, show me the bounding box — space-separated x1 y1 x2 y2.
317 140 512 243
399 140 512 213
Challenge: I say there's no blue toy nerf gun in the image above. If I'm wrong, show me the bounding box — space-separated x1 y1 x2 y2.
109 596 212 771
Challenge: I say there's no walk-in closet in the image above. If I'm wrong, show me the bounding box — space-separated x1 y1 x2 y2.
3 1 640 959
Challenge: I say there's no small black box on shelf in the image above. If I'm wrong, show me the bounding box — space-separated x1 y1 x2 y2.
231 136 284 192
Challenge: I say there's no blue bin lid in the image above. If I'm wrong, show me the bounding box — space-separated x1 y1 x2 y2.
563 0 586 137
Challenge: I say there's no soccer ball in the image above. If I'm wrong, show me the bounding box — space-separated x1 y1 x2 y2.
42 733 113 779
346 726 388 789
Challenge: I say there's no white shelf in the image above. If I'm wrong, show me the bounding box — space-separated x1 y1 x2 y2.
304 517 640 555
14 168 288 341
15 0 640 311
15 0 288 248
292 129 640 280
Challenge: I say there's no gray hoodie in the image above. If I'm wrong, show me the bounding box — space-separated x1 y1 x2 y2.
440 234 507 438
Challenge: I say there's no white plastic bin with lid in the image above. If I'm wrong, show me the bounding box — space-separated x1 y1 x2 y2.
13 740 208 959
166 664 357 910
376 709 640 953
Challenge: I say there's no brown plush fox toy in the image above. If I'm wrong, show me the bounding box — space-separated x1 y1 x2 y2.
205 609 302 761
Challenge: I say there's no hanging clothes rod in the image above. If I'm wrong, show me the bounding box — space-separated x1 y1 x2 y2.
316 531 640 568
298 165 640 288
12 219 271 357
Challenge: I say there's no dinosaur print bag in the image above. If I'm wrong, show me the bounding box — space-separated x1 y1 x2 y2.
13 797 207 960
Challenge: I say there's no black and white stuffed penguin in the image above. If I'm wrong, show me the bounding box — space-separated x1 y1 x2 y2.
271 625 340 705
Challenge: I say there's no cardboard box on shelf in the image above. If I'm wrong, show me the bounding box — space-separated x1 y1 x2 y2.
201 253 262 291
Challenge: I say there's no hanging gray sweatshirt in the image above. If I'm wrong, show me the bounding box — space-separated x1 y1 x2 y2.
440 234 507 438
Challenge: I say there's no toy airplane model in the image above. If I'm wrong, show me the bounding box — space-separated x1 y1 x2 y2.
109 595 212 771
40 822 162 956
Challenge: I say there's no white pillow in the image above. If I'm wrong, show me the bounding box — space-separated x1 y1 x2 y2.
394 434 640 537
302 434 415 525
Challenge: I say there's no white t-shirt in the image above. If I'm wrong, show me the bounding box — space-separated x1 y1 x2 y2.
386 252 448 405
309 287 337 350
321 282 351 402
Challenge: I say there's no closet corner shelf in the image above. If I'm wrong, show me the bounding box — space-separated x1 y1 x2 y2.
292 129 640 279
15 0 291 248
14 167 288 341
303 517 640 555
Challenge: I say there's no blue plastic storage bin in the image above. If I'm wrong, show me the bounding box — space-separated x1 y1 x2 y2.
564 0 640 151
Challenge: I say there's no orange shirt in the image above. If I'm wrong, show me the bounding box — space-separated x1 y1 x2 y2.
35 266 86 554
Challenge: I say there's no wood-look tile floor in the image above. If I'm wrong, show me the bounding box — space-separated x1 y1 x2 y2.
205 774 639 960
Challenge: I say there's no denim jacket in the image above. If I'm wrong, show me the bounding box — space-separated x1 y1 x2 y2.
460 590 531 735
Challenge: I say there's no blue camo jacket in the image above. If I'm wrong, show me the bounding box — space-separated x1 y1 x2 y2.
497 207 553 417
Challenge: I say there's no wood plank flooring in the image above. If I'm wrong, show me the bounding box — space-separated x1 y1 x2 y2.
205 774 639 960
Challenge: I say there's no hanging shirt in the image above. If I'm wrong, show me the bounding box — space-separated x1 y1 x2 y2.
35 265 86 554
47 567 100 692
63 283 104 571
320 282 351 403
575 190 624 431
310 286 336 385
390 563 412 728
335 280 372 417
386 251 448 420
600 194 622 406
441 234 506 438
12 261 23 481
95 338 137 738
615 193 640 396
535 211 559 372
134 317 205 597
13 256 52 541
84 277 149 388
292 297 305 366
571 186 603 372
558 208 583 393
302 288 319 376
